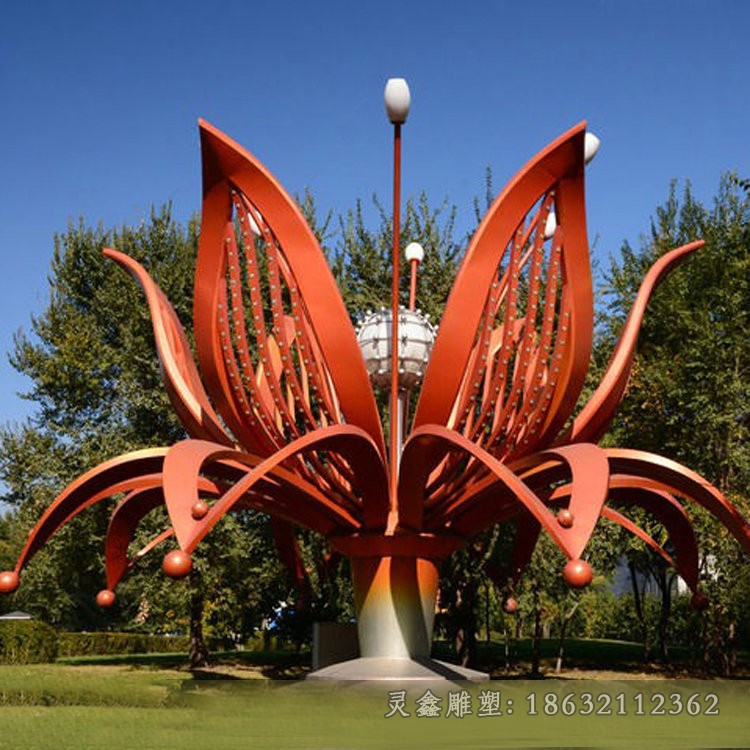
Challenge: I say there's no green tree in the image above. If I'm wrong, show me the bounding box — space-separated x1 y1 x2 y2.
600 175 750 671
0 209 293 666
0 190 464 657
1 208 196 629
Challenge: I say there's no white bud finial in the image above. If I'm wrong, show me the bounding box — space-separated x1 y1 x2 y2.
247 213 261 237
384 78 411 124
404 242 424 263
584 132 601 164
544 212 557 240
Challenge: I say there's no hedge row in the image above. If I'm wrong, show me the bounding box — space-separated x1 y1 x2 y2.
0 622 192 663
0 621 59 664
57 631 190 657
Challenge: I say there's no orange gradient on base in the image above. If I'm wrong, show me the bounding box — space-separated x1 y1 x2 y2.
351 555 439 658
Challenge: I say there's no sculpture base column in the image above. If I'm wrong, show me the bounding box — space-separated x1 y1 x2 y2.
307 554 488 681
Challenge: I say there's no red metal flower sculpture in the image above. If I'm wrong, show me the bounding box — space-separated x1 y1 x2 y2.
3 119 750 678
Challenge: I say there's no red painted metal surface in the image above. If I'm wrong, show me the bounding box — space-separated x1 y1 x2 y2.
3 117 749 639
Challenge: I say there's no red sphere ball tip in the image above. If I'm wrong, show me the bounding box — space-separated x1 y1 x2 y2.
191 500 209 520
503 596 518 614
563 559 593 589
0 571 20 594
162 549 193 579
691 590 709 611
96 589 116 608
557 509 574 528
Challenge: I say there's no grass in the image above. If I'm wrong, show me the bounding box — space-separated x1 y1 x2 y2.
0 663 182 707
1 645 750 749
435 636 748 677
0 662 749 749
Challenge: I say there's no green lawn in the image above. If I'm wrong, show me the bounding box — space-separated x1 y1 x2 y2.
1 641 749 749
1 664 749 749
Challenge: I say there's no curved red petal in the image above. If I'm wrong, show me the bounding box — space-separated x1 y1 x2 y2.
104 475 222 590
12 449 168 576
413 123 592 460
604 448 750 554
548 478 699 590
570 241 704 444
194 121 384 458
104 248 233 446
400 425 580 557
161 428 387 553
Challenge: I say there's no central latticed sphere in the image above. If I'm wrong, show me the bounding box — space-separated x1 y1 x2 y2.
356 307 435 391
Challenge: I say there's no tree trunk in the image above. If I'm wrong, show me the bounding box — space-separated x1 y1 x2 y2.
188 570 209 669
628 561 650 662
504 626 513 671
726 621 737 676
454 578 478 667
656 570 672 664
531 584 542 677
484 581 491 645
701 609 711 676
555 600 581 674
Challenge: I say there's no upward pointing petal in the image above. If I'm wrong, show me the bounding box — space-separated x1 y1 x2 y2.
194 121 385 457
105 248 234 446
570 241 704 444
413 122 592 456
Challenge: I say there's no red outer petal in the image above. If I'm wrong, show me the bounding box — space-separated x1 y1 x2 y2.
12 449 168 575
601 506 677 569
604 449 750 553
570 241 704 444
162 427 388 552
400 425 581 558
549 478 699 590
414 122 592 445
270 519 310 599
412 438 609 561
510 443 610 559
104 475 221 590
195 121 384 457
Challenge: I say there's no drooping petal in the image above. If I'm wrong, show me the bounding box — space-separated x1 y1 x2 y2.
193 121 385 463
160 427 388 555
270 519 312 602
600 506 678 570
104 475 221 590
548 477 700 590
400 426 607 560
570 241 704 444
10 449 168 577
604 449 750 554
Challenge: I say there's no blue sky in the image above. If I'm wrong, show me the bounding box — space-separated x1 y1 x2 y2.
1 1 748 425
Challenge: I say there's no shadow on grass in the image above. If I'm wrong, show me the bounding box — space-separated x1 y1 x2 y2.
55 639 749 680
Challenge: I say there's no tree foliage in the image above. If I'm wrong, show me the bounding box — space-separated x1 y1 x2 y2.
0 191 463 645
3 170 749 674
600 175 750 670
0 208 292 640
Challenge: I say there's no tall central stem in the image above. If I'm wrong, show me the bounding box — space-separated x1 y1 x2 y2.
389 122 402 507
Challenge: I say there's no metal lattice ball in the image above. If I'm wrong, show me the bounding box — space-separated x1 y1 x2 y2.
356 307 435 391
